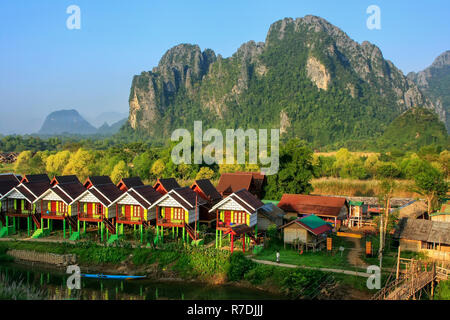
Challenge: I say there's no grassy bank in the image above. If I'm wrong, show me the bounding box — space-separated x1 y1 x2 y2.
0 240 372 299
311 177 419 198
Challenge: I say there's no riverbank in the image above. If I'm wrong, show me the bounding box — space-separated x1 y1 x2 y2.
0 240 374 300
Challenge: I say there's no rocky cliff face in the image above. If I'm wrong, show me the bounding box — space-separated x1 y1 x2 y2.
127 15 444 145
408 51 450 131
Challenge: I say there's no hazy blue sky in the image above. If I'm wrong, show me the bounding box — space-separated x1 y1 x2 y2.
0 0 449 134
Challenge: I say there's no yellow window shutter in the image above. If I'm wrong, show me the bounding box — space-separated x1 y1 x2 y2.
171 207 174 220
144 209 148 221
247 214 250 226
105 207 109 219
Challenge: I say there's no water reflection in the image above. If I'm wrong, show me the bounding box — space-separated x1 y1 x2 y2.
0 263 285 300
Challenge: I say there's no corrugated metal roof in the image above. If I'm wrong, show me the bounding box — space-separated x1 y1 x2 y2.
278 194 347 218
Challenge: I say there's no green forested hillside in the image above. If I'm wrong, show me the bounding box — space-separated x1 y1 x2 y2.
123 16 443 149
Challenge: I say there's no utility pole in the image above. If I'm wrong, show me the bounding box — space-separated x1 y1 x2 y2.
379 209 383 269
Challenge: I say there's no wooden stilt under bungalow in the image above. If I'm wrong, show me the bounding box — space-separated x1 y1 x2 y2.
33 179 86 240
73 180 123 242
0 179 50 237
209 188 264 251
149 187 206 244
110 185 162 243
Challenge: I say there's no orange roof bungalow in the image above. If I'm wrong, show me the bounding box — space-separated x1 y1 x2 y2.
209 189 265 253
277 194 348 230
190 179 222 226
153 178 180 195
110 185 162 243
72 180 123 242
83 176 113 189
216 172 266 198
0 178 51 237
116 177 144 192
33 179 86 239
50 175 80 187
20 174 50 184
149 187 207 244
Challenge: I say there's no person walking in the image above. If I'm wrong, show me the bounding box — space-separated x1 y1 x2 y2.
276 251 280 263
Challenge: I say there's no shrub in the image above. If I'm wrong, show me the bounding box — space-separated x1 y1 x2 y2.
227 252 256 281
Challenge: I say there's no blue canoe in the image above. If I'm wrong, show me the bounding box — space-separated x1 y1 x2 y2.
81 274 146 280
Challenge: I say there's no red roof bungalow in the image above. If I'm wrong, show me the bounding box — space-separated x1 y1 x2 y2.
153 178 180 195
116 177 144 192
72 182 123 241
110 185 162 243
149 187 207 243
33 180 86 239
190 179 222 225
216 172 265 198
0 180 51 237
279 215 332 251
209 189 265 252
278 194 348 229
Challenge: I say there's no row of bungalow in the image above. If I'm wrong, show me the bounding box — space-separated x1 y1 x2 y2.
0 171 365 253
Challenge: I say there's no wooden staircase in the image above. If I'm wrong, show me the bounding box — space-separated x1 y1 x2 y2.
103 218 116 234
184 223 199 240
32 212 41 229
0 211 5 226
65 215 78 231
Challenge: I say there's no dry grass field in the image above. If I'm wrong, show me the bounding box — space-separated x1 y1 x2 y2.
311 177 420 198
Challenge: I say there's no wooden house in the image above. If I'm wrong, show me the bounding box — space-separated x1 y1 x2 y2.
277 194 348 229
190 179 222 226
73 181 123 241
397 200 428 220
394 218 450 262
279 215 332 251
149 187 207 243
209 189 264 252
345 200 366 228
153 178 180 195
116 177 144 192
430 201 450 223
0 180 50 237
110 185 162 243
33 180 86 239
257 203 286 231
216 172 266 198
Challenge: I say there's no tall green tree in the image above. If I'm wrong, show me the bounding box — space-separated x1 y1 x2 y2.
264 139 314 200
412 167 448 217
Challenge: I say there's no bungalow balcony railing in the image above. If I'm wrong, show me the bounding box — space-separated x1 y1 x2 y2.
3 208 33 216
40 211 66 218
78 211 103 220
116 214 143 223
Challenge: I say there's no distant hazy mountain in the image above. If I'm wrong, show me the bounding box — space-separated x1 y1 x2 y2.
408 51 450 132
88 112 128 128
38 109 126 136
96 118 127 135
38 109 98 135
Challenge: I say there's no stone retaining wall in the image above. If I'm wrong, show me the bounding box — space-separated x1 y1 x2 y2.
7 249 76 266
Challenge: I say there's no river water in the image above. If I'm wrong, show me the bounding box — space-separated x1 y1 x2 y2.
0 262 286 300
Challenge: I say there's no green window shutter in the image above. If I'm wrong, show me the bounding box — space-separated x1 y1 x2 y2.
14 200 17 210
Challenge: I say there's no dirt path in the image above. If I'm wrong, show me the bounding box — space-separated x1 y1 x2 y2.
251 258 369 277
347 238 369 269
